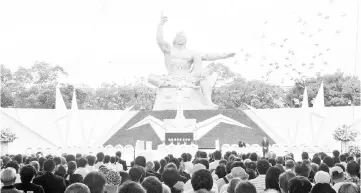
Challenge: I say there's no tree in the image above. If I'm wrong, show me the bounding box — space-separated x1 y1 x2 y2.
284 71 360 107
1 64 14 107
213 77 285 109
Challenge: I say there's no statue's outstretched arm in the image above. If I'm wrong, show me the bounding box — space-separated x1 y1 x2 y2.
201 52 236 61
157 14 171 54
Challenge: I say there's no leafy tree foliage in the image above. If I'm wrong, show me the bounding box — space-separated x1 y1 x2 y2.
1 63 359 110
285 71 360 107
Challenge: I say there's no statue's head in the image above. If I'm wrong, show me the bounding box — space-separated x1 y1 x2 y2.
173 31 187 46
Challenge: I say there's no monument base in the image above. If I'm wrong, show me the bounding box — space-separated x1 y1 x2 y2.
152 87 216 110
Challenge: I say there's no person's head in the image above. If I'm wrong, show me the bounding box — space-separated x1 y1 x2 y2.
249 153 258 162
187 153 192 162
67 154 76 163
173 31 187 46
153 160 160 172
215 164 227 179
310 183 336 193
268 158 276 166
54 156 61 165
347 156 355 162
197 159 209 170
311 156 321 165
318 163 329 173
335 163 346 172
235 181 257 193
87 155 96 166
5 161 20 173
110 156 116 164
119 170 130 184
116 151 122 158
169 158 180 169
333 150 340 157
129 166 144 182
135 156 146 167
96 152 105 162
322 156 334 167
119 181 146 193
29 161 40 172
78 158 88 168
288 176 312 193
181 153 188 162
0 167 17 186
346 160 360 177
227 178 241 193
20 165 36 183
84 172 106 193
279 171 296 193
330 166 344 183
141 176 163 193
162 167 180 189
338 182 360 193
65 182 91 193
265 166 282 191
314 171 331 184
2 156 11 166
339 154 347 162
13 154 23 165
301 152 309 160
231 167 248 180
160 159 166 168
294 161 310 177
146 161 155 172
276 156 284 165
43 159 56 172
103 155 110 164
263 136 267 141
213 151 222 160
256 159 270 175
191 169 213 191
68 161 77 174
55 165 67 177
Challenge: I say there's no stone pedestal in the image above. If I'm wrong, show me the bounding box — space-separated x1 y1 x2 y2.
152 87 215 110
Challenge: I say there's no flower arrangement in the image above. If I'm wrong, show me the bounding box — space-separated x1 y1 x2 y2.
0 129 17 143
348 143 361 156
332 124 359 142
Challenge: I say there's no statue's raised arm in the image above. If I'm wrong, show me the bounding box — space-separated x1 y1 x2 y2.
157 12 171 54
201 52 236 61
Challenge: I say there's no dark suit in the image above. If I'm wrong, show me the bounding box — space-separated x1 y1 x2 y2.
261 139 269 157
33 172 66 193
15 182 45 193
119 159 128 171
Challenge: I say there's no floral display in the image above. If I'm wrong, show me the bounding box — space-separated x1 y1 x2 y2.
0 129 17 143
348 144 361 156
332 125 358 142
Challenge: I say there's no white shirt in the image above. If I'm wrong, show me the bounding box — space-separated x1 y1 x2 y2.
184 162 194 174
209 160 221 171
115 163 124 172
86 165 98 172
333 182 347 192
249 175 266 193
74 167 89 178
94 161 103 169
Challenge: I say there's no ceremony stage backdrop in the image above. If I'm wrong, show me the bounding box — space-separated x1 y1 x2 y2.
1 106 360 154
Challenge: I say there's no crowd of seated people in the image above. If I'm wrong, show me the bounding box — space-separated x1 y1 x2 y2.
0 149 360 193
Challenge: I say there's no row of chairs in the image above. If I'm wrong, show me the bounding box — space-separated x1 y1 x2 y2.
220 144 334 155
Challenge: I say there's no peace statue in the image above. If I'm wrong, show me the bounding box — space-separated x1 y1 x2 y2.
148 13 236 109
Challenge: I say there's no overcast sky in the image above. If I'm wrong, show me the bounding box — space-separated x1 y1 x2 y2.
0 0 360 87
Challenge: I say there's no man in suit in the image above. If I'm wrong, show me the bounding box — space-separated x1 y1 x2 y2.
33 159 66 193
261 136 270 157
116 151 128 171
